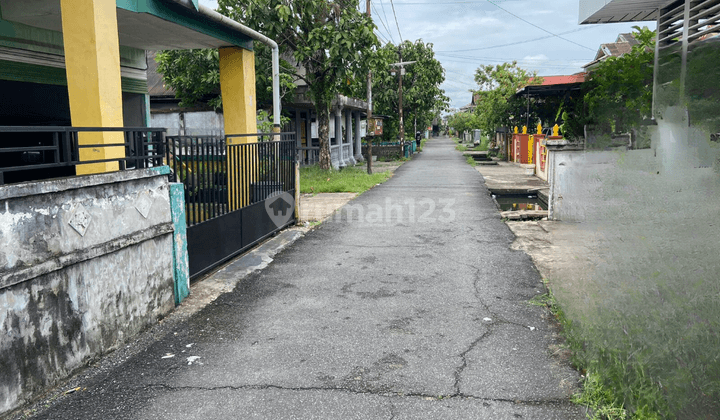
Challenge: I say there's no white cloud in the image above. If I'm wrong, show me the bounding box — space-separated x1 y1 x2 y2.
200 0 654 109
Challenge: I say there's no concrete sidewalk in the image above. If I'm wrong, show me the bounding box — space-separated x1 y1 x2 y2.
18 136 584 420
298 160 407 223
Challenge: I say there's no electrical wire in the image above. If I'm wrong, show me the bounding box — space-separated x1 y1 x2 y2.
374 28 391 45
372 2 396 44
485 0 594 51
378 0 397 44
388 0 403 41
436 27 596 53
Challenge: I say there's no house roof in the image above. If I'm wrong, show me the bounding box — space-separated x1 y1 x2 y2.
583 32 640 69
529 73 588 86
518 72 588 96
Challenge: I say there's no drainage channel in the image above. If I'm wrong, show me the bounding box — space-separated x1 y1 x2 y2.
490 192 548 220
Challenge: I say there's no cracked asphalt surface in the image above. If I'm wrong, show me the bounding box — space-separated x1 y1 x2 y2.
26 136 583 419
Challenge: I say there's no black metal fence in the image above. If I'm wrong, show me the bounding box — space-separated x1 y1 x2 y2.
165 132 297 279
0 126 166 185
165 133 297 226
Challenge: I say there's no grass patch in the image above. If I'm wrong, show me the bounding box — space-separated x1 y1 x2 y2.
299 165 392 194
465 155 477 166
453 135 489 152
530 281 666 420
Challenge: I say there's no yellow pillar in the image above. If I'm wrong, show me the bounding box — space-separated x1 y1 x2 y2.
528 135 534 163
219 47 257 209
60 0 125 175
219 47 257 143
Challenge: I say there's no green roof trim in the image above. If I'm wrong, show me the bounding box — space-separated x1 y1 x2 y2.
0 60 148 94
117 0 253 50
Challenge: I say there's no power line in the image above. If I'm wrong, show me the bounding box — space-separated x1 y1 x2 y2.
485 0 594 51
436 27 596 53
377 0 397 44
437 52 591 62
439 57 590 71
388 0 403 41
372 2 396 44
374 28 391 45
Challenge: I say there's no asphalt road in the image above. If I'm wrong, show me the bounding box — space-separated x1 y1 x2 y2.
25 136 583 419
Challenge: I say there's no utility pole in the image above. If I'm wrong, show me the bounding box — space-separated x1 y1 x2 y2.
366 0 373 174
390 56 416 152
398 48 404 148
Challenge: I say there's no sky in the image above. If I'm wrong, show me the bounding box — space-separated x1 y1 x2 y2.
199 0 657 110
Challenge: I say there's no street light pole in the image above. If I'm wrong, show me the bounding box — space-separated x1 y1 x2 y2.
390 58 416 151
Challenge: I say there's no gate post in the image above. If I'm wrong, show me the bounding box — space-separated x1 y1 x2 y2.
169 182 190 305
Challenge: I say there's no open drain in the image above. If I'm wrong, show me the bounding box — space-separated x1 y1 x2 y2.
491 193 548 220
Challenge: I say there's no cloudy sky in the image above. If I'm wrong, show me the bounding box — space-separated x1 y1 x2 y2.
199 0 656 109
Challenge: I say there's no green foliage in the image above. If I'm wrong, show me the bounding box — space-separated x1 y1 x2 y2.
368 40 449 143
537 270 720 419
472 61 541 135
155 43 297 111
685 39 720 133
447 111 481 134
579 27 655 139
219 0 380 169
299 165 391 193
256 109 291 133
155 49 222 109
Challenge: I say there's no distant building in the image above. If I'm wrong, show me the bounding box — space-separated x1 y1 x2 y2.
582 33 640 71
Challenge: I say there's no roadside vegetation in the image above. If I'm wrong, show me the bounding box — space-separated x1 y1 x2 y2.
417 136 429 152
299 165 392 194
453 136 488 153
531 280 682 420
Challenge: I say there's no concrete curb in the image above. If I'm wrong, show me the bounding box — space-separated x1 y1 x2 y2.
172 230 305 319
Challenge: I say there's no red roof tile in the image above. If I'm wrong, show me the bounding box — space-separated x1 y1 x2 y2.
528 73 587 86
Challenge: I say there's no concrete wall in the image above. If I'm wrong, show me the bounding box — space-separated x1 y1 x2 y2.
361 145 403 160
0 170 176 415
151 110 224 136
534 139 548 181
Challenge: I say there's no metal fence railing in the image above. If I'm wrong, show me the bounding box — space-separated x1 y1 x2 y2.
0 126 166 185
166 133 297 226
298 146 320 166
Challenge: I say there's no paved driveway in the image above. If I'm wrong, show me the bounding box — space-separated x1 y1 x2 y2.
25 136 583 420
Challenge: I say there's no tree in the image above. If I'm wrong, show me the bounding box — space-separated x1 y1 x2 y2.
156 49 222 109
368 40 449 142
218 0 381 169
582 26 655 134
553 27 655 143
447 111 480 136
155 43 296 111
472 61 540 135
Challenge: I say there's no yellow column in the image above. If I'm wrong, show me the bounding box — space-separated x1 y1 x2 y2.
528 135 534 163
219 47 257 209
219 47 257 143
61 0 125 175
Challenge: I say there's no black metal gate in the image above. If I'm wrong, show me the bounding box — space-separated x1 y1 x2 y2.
166 133 297 280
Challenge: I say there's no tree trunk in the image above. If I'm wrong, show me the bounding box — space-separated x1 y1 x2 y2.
317 104 332 170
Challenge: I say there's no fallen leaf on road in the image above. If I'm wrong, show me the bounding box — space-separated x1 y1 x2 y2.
161 353 175 359
187 356 201 365
528 326 536 331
